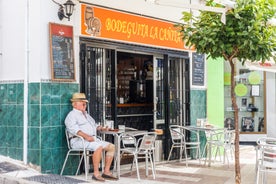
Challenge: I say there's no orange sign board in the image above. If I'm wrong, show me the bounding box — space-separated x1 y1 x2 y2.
81 4 192 51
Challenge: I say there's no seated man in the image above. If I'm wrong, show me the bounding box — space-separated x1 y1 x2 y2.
65 92 117 181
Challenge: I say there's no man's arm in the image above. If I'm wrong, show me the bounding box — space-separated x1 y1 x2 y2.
77 130 95 142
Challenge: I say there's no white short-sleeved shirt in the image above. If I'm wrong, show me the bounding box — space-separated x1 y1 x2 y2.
65 108 109 151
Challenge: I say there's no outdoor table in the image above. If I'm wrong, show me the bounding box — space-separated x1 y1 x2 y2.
100 129 148 179
186 125 225 167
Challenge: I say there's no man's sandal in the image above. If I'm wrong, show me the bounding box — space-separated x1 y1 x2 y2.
92 174 105 182
102 173 118 180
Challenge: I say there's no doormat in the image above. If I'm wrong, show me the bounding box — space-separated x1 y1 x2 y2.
24 174 86 184
0 161 26 174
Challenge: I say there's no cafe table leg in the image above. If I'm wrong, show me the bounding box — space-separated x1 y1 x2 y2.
115 134 121 179
208 134 212 167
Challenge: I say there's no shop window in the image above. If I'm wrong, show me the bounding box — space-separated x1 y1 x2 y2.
224 62 265 133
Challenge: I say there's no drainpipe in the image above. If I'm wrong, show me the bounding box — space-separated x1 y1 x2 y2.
23 0 30 165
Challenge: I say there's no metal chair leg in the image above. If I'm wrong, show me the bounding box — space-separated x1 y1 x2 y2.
167 147 174 161
134 155 140 180
83 153 88 180
149 153 156 179
60 152 70 175
75 153 84 176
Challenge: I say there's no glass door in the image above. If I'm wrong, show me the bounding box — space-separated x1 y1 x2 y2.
167 56 190 126
160 55 190 159
153 58 165 129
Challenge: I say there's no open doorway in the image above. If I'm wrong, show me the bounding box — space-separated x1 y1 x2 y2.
117 51 153 104
116 51 154 131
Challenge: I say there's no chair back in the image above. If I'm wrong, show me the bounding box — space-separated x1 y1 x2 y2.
224 129 235 144
183 126 200 142
257 137 276 169
139 132 156 151
207 128 225 141
169 125 184 143
121 134 137 148
65 129 72 149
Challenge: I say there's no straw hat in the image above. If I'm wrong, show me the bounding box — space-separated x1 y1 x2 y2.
71 93 88 102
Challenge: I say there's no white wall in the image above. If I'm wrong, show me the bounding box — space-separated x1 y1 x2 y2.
0 0 2 66
1 0 26 80
266 72 276 138
0 0 197 82
0 0 76 82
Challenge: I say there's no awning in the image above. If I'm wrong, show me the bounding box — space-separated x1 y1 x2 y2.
245 59 276 73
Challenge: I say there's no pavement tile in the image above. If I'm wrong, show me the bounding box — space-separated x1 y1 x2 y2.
1 145 276 184
23 174 86 184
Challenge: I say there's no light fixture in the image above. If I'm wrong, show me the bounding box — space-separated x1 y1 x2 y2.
52 0 75 21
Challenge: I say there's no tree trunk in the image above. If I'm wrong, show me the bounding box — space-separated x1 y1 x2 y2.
229 60 241 184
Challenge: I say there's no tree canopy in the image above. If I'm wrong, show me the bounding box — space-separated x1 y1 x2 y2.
178 0 276 63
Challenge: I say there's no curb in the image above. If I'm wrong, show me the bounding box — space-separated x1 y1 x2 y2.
0 175 41 184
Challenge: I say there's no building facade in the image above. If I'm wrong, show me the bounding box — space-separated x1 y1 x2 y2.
0 0 274 174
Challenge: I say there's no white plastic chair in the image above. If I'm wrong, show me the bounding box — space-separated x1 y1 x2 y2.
202 128 235 167
256 137 276 184
120 132 157 180
60 129 94 180
167 125 201 167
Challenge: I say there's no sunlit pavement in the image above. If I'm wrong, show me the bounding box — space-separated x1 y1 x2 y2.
1 145 275 184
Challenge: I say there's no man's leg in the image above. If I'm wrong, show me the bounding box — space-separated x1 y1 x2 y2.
103 144 115 174
104 155 114 174
92 146 103 177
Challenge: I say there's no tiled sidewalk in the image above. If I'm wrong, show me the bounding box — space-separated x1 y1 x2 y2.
0 145 275 184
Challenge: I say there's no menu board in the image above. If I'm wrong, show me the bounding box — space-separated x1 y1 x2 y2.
49 23 75 81
192 53 205 86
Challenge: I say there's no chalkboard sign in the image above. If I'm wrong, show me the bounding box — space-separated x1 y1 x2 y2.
49 23 75 81
192 53 205 86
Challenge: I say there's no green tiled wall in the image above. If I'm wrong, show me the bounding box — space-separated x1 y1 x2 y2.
190 89 207 155
190 90 207 126
0 82 79 174
0 83 25 160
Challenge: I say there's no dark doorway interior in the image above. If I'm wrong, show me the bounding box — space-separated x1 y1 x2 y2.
116 51 154 131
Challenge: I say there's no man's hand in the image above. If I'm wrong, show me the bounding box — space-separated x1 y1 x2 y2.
85 135 95 142
98 125 110 131
101 126 110 131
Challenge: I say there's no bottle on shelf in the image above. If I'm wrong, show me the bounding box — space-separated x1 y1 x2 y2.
133 66 137 80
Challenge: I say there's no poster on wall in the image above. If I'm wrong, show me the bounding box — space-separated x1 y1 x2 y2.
224 117 235 130
241 117 254 132
251 85 260 96
192 53 205 86
49 23 75 81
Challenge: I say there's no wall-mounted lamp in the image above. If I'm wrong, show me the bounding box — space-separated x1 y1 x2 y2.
52 0 75 21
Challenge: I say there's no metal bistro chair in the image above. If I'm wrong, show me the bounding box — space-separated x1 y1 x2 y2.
60 129 94 180
256 137 276 184
223 129 235 165
168 125 201 167
202 128 235 167
120 132 157 180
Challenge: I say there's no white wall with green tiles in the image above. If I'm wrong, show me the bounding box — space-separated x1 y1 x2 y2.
0 82 80 174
